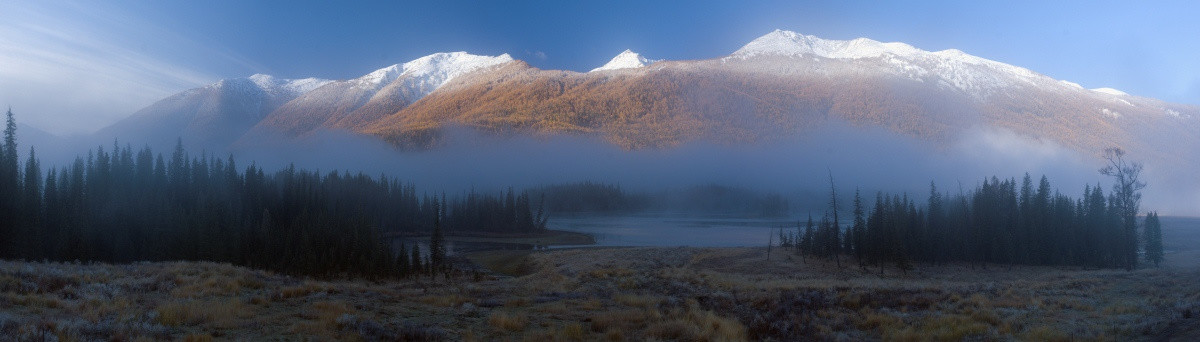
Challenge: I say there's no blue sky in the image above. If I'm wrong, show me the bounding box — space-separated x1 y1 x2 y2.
1 0 1198 135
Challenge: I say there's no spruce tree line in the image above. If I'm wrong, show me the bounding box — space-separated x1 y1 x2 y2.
787 170 1164 272
0 109 544 278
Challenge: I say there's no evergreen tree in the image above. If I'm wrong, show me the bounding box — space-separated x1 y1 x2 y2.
818 213 834 258
0 108 17 257
866 192 886 271
1032 175 1052 264
852 189 866 266
926 182 943 264
1143 212 1163 267
429 204 446 273
42 167 58 259
2 107 15 177
1018 173 1034 264
21 148 41 256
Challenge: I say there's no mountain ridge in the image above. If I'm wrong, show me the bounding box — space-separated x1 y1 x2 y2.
97 30 1197 183
96 74 332 150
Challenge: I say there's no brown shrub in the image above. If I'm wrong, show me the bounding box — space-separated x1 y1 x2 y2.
488 310 528 332
589 309 649 333
155 299 248 327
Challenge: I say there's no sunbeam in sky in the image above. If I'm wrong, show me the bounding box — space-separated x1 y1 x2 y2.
0 1 256 135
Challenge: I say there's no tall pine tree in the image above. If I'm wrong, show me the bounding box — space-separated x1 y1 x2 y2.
429 203 446 274
1143 212 1163 267
0 108 17 257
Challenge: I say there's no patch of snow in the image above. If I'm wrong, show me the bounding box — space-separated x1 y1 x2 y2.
248 74 277 89
884 55 929 80
590 49 660 72
284 78 333 94
1092 87 1128 96
1165 109 1185 118
1101 108 1121 118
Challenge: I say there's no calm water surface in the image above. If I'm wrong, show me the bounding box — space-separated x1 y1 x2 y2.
547 213 801 247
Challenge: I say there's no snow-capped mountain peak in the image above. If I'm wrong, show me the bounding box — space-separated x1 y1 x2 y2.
591 49 659 72
357 52 513 89
727 30 1062 97
731 29 921 59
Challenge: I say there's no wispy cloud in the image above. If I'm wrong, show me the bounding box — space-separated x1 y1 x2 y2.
525 50 548 60
0 1 257 135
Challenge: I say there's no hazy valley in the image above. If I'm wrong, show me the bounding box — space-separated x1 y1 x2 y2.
2 15 1199 341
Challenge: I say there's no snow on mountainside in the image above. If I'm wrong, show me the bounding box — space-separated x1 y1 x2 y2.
726 29 1049 97
731 29 923 59
248 74 332 95
215 74 332 96
242 52 514 139
591 50 659 72
1092 87 1129 96
112 29 1196 165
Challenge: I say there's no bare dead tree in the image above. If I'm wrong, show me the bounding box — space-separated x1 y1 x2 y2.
828 169 842 268
1099 147 1146 271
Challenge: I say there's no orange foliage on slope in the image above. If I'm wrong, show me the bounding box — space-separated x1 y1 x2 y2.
360 61 980 150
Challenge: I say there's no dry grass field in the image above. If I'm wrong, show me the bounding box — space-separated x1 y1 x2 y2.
1 218 1198 341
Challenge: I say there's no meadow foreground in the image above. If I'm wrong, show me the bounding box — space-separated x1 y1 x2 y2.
1 243 1198 341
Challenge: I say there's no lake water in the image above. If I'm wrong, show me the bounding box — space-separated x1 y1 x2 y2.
547 213 802 247
397 215 1200 255
394 214 799 256
548 214 1200 249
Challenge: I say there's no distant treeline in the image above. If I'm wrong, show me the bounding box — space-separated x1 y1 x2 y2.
783 170 1165 272
527 182 789 217
0 110 543 278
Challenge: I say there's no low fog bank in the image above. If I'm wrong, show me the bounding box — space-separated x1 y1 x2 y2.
20 123 245 169
230 124 1196 217
23 123 1197 217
